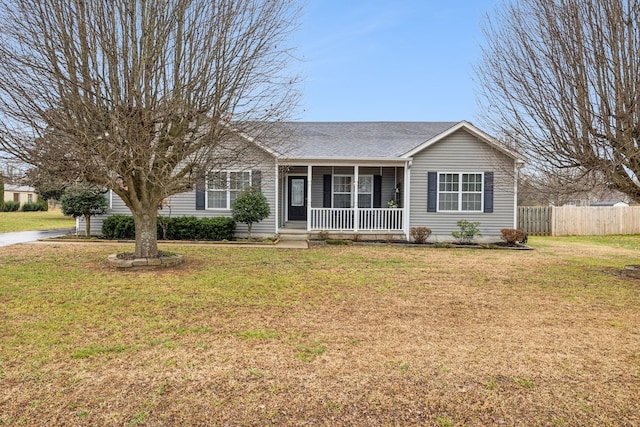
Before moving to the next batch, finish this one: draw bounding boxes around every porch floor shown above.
[282,221,307,230]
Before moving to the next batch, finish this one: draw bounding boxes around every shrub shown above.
[102,215,136,239]
[410,226,432,244]
[21,200,48,211]
[163,216,200,240]
[231,187,270,239]
[60,183,108,236]
[501,228,526,245]
[196,217,235,241]
[164,216,235,241]
[102,215,236,241]
[316,230,329,241]
[451,219,482,244]
[2,201,20,212]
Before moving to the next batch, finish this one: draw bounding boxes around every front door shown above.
[287,176,307,221]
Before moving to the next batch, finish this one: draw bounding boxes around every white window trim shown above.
[437,172,484,213]
[205,170,252,210]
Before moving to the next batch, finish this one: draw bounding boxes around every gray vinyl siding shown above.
[409,129,516,240]
[80,147,278,237]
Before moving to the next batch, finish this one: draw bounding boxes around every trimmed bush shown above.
[102,215,236,241]
[500,228,526,245]
[410,226,432,244]
[102,215,136,239]
[195,217,236,241]
[2,201,20,212]
[21,200,48,211]
[231,187,270,239]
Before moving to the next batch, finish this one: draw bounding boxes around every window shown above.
[438,173,483,212]
[27,194,33,203]
[206,171,251,209]
[357,176,373,208]
[333,175,352,208]
[331,175,374,208]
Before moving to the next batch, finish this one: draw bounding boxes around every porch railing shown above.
[309,208,404,231]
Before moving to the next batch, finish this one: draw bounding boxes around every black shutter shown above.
[427,172,437,212]
[484,172,494,213]
[195,174,206,210]
[252,170,262,192]
[373,175,382,208]
[323,174,332,208]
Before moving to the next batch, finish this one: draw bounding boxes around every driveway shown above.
[0,228,75,247]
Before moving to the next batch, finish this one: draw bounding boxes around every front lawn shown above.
[0,237,638,425]
[0,209,75,233]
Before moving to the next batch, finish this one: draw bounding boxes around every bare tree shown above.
[518,168,627,206]
[0,0,300,257]
[476,0,640,201]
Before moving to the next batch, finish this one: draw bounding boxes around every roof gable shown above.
[401,121,519,160]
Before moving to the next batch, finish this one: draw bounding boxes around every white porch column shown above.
[403,160,411,238]
[307,165,312,231]
[354,165,359,232]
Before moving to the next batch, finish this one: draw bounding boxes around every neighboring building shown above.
[590,200,630,207]
[3,184,38,205]
[82,121,523,241]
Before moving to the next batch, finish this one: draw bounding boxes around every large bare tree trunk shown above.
[132,207,158,258]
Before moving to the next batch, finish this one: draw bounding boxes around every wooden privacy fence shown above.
[518,206,640,236]
[518,206,552,235]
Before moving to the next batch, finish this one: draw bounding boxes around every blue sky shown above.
[293,0,501,122]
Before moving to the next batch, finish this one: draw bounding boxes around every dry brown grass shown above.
[0,237,639,426]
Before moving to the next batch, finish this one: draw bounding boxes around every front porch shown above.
[277,162,410,237]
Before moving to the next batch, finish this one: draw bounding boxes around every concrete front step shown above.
[278,232,309,241]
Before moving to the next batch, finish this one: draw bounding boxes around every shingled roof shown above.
[277,122,459,159]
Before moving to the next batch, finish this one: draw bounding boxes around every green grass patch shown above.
[0,210,75,232]
[295,341,326,362]
[71,344,130,359]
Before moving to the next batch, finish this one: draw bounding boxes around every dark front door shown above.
[288,176,307,221]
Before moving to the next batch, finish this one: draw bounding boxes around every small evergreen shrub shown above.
[410,226,432,244]
[21,200,48,211]
[500,228,526,245]
[2,201,20,212]
[102,215,136,239]
[231,187,270,239]
[451,220,482,244]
